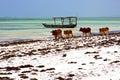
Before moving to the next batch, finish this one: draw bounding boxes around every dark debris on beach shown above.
[0,77,14,80]
[0,33,120,80]
[0,32,120,47]
[0,33,120,60]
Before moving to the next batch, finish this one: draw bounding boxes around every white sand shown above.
[0,34,120,80]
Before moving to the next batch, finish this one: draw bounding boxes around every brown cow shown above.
[99,27,109,35]
[51,29,62,40]
[79,27,91,36]
[64,30,73,38]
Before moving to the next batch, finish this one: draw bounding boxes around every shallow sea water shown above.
[0,17,120,42]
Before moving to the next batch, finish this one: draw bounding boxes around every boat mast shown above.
[61,17,64,25]
[75,17,77,25]
[54,18,56,25]
[69,17,72,24]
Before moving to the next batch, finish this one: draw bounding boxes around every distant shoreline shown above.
[0,17,120,22]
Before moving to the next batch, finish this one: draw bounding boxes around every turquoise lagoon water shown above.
[0,17,120,42]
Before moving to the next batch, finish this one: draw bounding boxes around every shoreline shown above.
[0,30,120,44]
[0,30,120,46]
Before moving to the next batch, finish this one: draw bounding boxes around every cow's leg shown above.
[71,33,73,38]
[55,35,57,40]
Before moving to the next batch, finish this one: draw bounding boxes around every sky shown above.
[0,0,120,17]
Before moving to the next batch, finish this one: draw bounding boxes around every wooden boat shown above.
[42,16,77,28]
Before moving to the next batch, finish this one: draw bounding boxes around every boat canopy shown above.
[53,16,77,25]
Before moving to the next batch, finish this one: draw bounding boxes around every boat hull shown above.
[42,23,77,28]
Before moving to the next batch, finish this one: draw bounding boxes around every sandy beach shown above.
[0,33,120,80]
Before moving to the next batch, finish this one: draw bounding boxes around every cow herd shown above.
[51,27,109,40]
